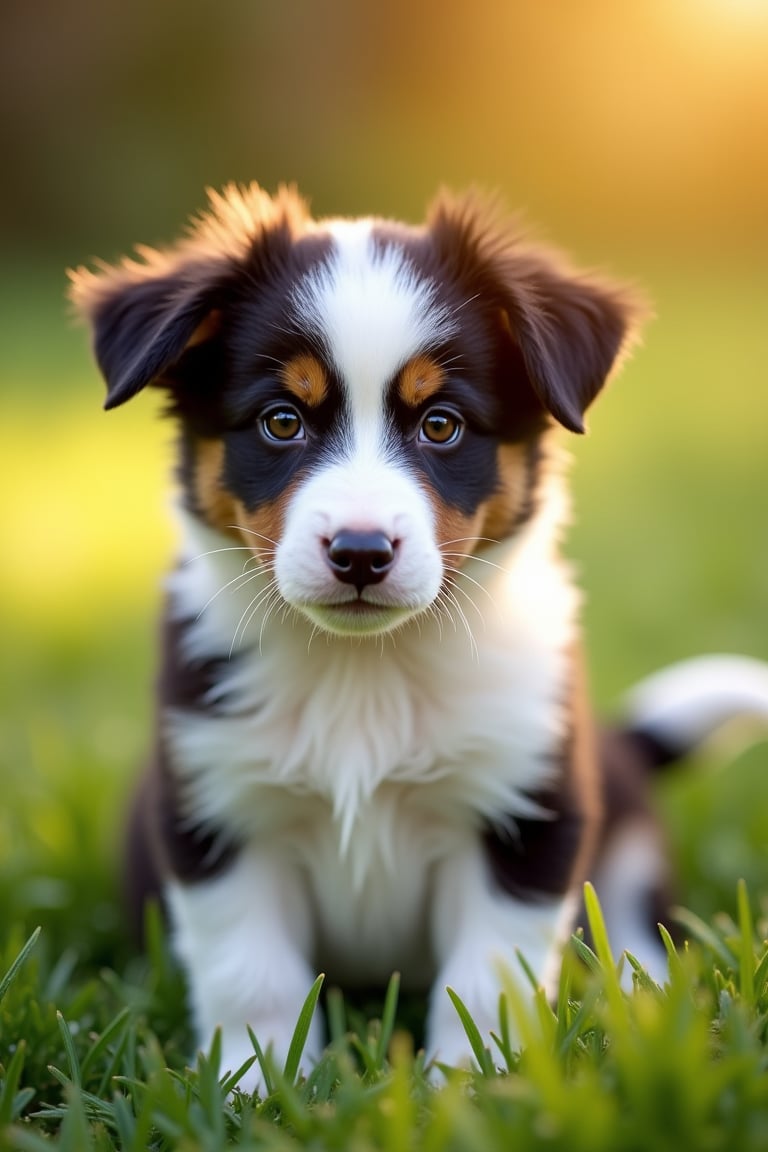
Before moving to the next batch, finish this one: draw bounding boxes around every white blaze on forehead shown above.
[291,219,457,435]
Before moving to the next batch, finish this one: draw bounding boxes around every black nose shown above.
[326,530,396,592]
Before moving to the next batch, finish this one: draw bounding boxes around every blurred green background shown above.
[1,0,767,957]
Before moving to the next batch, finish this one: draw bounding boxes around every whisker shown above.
[443,577,481,634]
[442,565,500,614]
[439,549,513,579]
[257,585,286,653]
[441,588,479,662]
[444,580,494,637]
[193,549,277,619]
[443,572,485,609]
[183,545,254,566]
[424,601,445,642]
[195,567,265,622]
[227,525,280,549]
[433,592,458,634]
[252,352,289,370]
[186,532,279,625]
[230,578,282,657]
[452,291,482,314]
[439,534,500,547]
[432,352,465,375]
[306,623,322,653]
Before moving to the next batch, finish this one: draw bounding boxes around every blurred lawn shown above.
[1,259,766,961]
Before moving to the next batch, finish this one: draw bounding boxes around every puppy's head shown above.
[71,184,641,637]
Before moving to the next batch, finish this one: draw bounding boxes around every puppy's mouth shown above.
[297,596,422,638]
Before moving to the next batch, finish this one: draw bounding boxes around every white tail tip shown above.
[624,654,768,752]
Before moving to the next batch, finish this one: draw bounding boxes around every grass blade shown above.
[490,991,516,1070]
[753,948,768,998]
[247,1025,275,1097]
[219,1054,258,1097]
[623,951,663,993]
[56,1012,82,1088]
[673,906,736,968]
[515,948,540,992]
[0,928,41,1005]
[583,882,616,971]
[570,932,602,976]
[445,987,496,1076]
[0,1039,28,1126]
[736,878,755,1004]
[374,971,401,1068]
[282,973,325,1085]
[79,1005,132,1084]
[582,882,627,1020]
[657,922,684,983]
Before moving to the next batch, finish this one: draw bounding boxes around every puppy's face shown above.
[71,186,639,637]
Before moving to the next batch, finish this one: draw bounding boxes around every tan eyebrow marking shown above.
[398,355,446,407]
[280,354,328,407]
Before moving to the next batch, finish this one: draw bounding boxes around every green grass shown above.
[3,890,768,1150]
[1,261,768,1148]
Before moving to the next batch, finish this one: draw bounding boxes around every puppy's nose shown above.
[326,530,396,593]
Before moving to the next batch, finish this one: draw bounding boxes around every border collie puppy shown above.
[70,185,768,1088]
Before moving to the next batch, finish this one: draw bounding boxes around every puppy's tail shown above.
[620,654,768,769]
[591,654,768,984]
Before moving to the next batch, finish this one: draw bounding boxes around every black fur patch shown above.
[124,611,246,938]
[481,662,597,904]
[220,372,346,513]
[385,369,501,516]
[482,772,588,905]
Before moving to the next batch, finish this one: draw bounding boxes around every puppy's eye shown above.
[419,408,464,446]
[261,406,305,442]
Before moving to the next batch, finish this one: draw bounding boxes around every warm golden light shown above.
[669,0,768,52]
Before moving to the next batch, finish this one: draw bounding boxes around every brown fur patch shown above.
[431,502,486,567]
[478,443,532,543]
[193,439,291,563]
[194,440,238,537]
[429,440,544,570]
[233,494,292,565]
[280,355,328,408]
[398,355,445,408]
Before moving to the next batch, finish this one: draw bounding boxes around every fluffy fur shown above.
[70,185,768,1089]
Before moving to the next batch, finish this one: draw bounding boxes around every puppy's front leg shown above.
[165,846,321,1094]
[426,841,579,1072]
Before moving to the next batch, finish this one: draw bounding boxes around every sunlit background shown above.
[1,0,767,947]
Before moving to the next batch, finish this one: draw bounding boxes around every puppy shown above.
[69,184,766,1087]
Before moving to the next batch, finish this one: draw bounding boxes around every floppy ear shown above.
[498,258,641,434]
[428,193,644,433]
[69,182,313,411]
[68,256,229,410]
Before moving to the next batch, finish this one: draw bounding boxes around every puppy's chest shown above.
[166,623,568,859]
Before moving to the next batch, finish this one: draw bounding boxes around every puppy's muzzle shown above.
[325,530,397,594]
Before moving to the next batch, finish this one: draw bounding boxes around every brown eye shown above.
[262,406,305,441]
[419,408,463,446]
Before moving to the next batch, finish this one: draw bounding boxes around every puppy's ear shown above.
[69,182,311,411]
[428,193,645,433]
[68,255,228,410]
[497,258,642,434]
